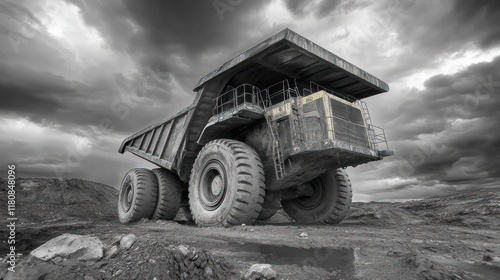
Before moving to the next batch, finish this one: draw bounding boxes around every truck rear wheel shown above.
[282,169,352,224]
[189,139,265,227]
[151,168,182,220]
[118,168,158,224]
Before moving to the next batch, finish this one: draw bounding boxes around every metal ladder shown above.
[265,113,285,180]
[359,100,378,150]
[290,99,305,148]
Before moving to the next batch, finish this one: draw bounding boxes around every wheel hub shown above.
[199,160,227,211]
[211,175,223,196]
[293,178,324,210]
[121,183,133,212]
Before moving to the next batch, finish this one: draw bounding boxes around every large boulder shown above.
[30,234,104,261]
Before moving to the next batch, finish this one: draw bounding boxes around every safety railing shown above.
[212,84,262,115]
[260,80,301,108]
[212,80,304,115]
[367,124,389,151]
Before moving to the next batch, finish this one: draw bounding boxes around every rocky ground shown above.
[1,178,500,279]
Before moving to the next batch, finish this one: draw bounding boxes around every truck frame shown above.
[117,29,392,226]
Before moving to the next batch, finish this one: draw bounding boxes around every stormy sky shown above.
[1,0,499,201]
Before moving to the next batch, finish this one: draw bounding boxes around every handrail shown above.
[262,80,301,107]
[212,84,262,115]
[214,79,305,113]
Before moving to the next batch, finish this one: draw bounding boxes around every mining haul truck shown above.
[117,29,392,227]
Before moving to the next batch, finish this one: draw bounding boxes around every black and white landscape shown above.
[1,1,500,279]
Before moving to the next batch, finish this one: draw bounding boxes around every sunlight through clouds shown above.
[36,0,137,82]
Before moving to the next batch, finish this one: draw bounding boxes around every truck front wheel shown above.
[118,168,159,224]
[189,139,265,227]
[281,169,352,224]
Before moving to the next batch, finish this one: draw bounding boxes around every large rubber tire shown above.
[189,139,265,227]
[151,168,182,220]
[257,208,279,220]
[118,168,158,224]
[282,169,352,224]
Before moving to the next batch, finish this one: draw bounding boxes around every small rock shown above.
[243,264,276,280]
[120,234,138,250]
[84,275,96,280]
[483,254,493,262]
[299,232,309,238]
[482,254,500,264]
[105,245,120,259]
[111,235,124,245]
[250,229,255,232]
[178,245,190,256]
[204,266,214,278]
[30,234,104,261]
[97,261,108,268]
[241,224,246,227]
[387,250,403,257]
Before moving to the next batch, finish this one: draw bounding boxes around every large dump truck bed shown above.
[119,29,389,182]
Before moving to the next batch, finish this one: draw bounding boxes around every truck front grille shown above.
[330,98,369,147]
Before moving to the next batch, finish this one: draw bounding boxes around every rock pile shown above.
[7,234,234,280]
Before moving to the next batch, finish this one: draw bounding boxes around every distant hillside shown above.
[401,191,500,225]
[345,191,500,228]
[0,178,118,224]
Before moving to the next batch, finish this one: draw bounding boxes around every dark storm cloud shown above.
[0,61,186,135]
[70,0,270,91]
[380,0,500,82]
[282,0,308,16]
[451,0,500,48]
[0,0,275,137]
[316,0,342,17]
[0,0,273,133]
[282,0,342,17]
[371,56,500,195]
[403,0,500,51]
